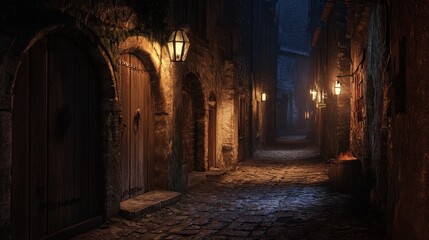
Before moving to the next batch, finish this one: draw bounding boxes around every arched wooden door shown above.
[182,89,197,172]
[208,97,217,169]
[238,97,246,162]
[12,35,103,239]
[119,53,154,200]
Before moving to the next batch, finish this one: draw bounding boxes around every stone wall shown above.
[348,0,387,210]
[388,0,429,238]
[252,0,279,147]
[0,2,177,237]
[0,0,255,237]
[311,0,351,160]
[348,0,429,238]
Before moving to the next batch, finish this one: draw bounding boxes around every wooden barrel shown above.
[329,158,361,193]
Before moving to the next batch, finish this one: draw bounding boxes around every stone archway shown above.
[182,73,206,172]
[0,13,118,239]
[118,36,169,190]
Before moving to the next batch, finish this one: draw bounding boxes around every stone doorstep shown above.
[119,190,182,218]
[206,169,227,177]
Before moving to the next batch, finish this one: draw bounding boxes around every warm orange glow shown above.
[337,151,357,160]
[334,80,341,95]
[310,89,317,101]
[261,92,267,102]
[167,29,190,62]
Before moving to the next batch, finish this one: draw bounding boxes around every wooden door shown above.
[12,35,103,239]
[120,54,154,200]
[182,90,197,172]
[238,97,246,162]
[208,103,217,169]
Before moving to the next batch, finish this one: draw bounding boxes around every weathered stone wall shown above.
[252,0,279,148]
[387,0,429,238]
[0,0,177,237]
[314,0,351,160]
[321,16,339,158]
[0,0,255,237]
[182,0,254,169]
[349,0,429,238]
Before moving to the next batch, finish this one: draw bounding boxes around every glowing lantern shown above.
[261,92,267,102]
[310,89,317,101]
[167,29,190,62]
[334,80,341,95]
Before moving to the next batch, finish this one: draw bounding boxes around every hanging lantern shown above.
[334,80,341,95]
[167,29,190,62]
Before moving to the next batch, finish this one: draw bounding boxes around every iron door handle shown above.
[134,108,141,125]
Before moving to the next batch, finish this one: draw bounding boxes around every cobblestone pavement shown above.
[75,141,385,239]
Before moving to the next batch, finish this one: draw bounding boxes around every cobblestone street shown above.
[75,140,385,239]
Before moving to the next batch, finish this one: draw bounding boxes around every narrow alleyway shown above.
[75,138,384,240]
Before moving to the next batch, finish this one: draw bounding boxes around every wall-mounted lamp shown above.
[167,29,190,62]
[261,92,267,102]
[309,89,317,101]
[334,80,341,95]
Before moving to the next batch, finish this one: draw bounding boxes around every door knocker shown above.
[134,108,141,131]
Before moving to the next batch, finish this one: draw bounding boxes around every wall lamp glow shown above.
[261,92,267,102]
[167,29,190,62]
[334,80,341,95]
[309,89,317,101]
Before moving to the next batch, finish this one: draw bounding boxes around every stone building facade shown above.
[310,0,351,159]
[0,0,264,238]
[311,0,429,238]
[251,0,279,147]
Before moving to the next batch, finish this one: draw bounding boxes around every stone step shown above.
[206,169,227,177]
[119,190,181,218]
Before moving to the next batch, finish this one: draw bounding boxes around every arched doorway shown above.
[11,35,103,239]
[208,91,217,169]
[119,53,155,200]
[182,74,205,172]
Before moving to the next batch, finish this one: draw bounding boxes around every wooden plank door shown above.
[12,35,103,239]
[120,54,154,200]
[208,103,217,169]
[182,90,197,172]
[238,97,246,162]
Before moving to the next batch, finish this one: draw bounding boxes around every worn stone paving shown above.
[75,140,385,239]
